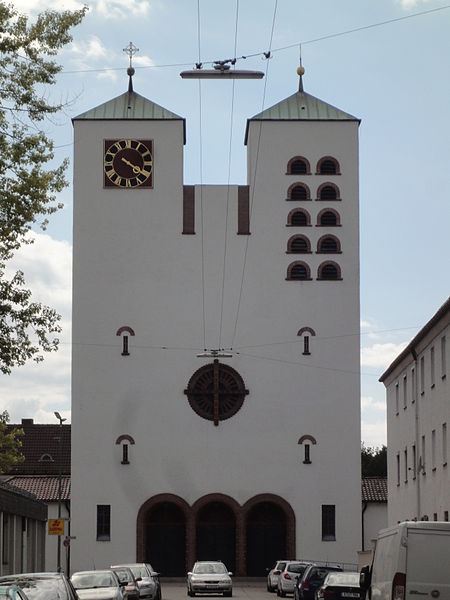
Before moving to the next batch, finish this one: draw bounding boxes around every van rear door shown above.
[406,527,450,600]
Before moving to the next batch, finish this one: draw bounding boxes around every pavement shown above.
[161,580,269,600]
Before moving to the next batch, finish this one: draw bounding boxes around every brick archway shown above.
[137,493,295,576]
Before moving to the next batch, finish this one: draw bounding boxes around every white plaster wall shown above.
[362,502,387,551]
[385,316,449,525]
[71,112,361,571]
[45,502,70,573]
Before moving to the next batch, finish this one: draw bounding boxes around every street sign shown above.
[48,518,65,535]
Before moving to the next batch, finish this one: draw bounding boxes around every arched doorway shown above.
[246,502,287,576]
[145,502,186,576]
[196,502,236,572]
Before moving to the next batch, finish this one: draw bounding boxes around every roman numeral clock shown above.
[104,139,153,188]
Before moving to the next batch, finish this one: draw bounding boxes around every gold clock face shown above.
[104,139,153,188]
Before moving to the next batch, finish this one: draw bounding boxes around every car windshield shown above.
[288,564,307,574]
[130,566,148,579]
[325,573,359,586]
[0,577,67,600]
[114,569,132,583]
[193,563,227,575]
[72,572,116,589]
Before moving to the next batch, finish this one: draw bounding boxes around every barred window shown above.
[322,505,336,541]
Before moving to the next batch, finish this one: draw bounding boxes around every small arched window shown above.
[318,209,340,227]
[288,209,310,227]
[116,326,135,356]
[317,156,340,175]
[287,156,311,175]
[38,453,54,463]
[317,235,341,254]
[288,183,310,201]
[318,183,340,201]
[115,434,135,465]
[317,261,342,281]
[287,235,311,254]
[298,434,317,464]
[287,262,311,281]
[297,326,316,356]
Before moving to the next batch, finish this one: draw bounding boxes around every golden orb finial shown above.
[297,66,305,77]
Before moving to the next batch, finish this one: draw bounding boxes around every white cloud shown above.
[71,36,108,62]
[361,419,387,448]
[397,0,432,7]
[134,55,155,68]
[0,233,72,424]
[94,0,152,20]
[361,341,408,369]
[361,395,385,412]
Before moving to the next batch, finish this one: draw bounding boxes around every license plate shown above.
[342,593,359,598]
[206,585,219,589]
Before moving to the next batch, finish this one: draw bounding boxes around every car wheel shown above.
[224,592,232,598]
[280,590,286,598]
[277,589,281,597]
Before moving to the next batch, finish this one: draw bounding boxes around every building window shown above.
[298,434,317,463]
[38,453,54,462]
[432,429,436,470]
[288,183,310,201]
[287,156,311,175]
[287,208,311,227]
[287,262,312,281]
[317,209,340,227]
[420,356,425,394]
[412,444,417,479]
[317,235,341,254]
[2,514,8,565]
[443,423,447,466]
[317,183,340,201]
[395,383,399,414]
[421,435,426,475]
[431,347,435,388]
[317,261,342,281]
[322,505,336,541]
[316,156,340,175]
[411,367,416,403]
[441,336,447,378]
[403,376,407,409]
[396,453,400,485]
[445,511,449,522]
[116,326,135,356]
[115,434,135,465]
[96,505,111,541]
[404,448,408,483]
[287,235,311,254]
[297,327,316,356]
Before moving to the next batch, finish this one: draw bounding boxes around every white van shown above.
[361,521,450,600]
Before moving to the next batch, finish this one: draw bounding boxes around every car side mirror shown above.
[136,577,142,582]
[228,572,233,576]
[187,572,192,576]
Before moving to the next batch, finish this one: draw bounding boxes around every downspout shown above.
[411,348,421,519]
[361,501,368,552]
[64,501,71,575]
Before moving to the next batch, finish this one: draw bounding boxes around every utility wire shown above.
[230,0,278,349]
[218,0,240,349]
[55,5,450,75]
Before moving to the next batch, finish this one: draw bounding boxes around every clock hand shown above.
[121,156,143,174]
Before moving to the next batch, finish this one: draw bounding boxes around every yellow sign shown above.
[48,518,64,535]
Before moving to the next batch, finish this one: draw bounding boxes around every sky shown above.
[1,0,449,446]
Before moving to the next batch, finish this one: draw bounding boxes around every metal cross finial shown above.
[123,42,139,68]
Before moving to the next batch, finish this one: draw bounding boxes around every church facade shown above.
[71,72,361,575]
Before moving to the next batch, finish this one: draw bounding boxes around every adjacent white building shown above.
[71,70,362,575]
[380,297,450,525]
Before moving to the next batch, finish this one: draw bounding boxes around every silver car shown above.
[111,564,160,600]
[267,561,288,592]
[187,561,233,597]
[71,570,124,600]
[277,562,311,597]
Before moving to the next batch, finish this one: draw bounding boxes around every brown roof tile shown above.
[4,475,71,501]
[362,476,387,502]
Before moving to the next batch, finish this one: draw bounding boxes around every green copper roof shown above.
[73,89,186,142]
[244,88,359,144]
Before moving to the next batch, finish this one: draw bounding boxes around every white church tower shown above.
[71,64,361,575]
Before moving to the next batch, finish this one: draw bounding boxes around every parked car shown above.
[360,521,450,600]
[187,561,233,597]
[0,573,78,600]
[0,585,30,599]
[277,562,311,597]
[316,572,361,600]
[295,565,343,600]
[267,561,288,593]
[111,564,160,600]
[71,569,124,600]
[110,567,140,600]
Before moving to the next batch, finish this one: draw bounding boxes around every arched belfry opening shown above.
[195,501,236,572]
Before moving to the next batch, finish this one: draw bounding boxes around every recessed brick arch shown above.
[243,494,296,571]
[136,493,191,567]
